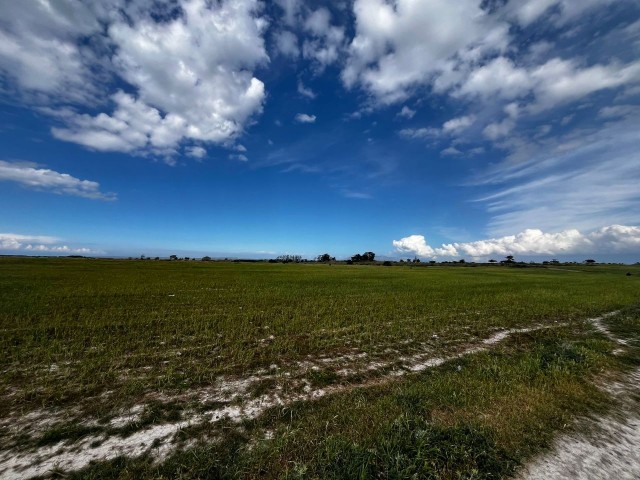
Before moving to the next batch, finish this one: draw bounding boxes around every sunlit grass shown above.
[1,257,639,478]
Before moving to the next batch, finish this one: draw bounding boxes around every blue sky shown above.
[1,0,639,261]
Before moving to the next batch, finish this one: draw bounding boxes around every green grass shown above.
[1,257,640,478]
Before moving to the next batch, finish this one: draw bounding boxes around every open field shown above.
[1,258,640,478]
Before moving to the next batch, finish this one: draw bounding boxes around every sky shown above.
[0,0,639,262]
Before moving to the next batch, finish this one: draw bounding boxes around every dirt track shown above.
[519,368,640,480]
[1,312,638,479]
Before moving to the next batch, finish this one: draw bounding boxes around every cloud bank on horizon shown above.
[0,0,638,257]
[0,233,102,255]
[393,225,640,259]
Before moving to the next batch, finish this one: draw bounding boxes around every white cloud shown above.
[342,0,510,104]
[0,160,115,200]
[457,56,640,112]
[508,0,559,27]
[297,81,316,99]
[441,146,462,156]
[442,115,475,134]
[399,127,440,139]
[392,235,458,258]
[275,0,303,26]
[507,0,619,27]
[343,191,373,200]
[475,118,640,236]
[2,0,269,156]
[454,228,588,257]
[229,154,248,162]
[274,30,300,58]
[397,106,416,119]
[393,225,640,259]
[305,8,332,36]
[530,58,640,111]
[483,119,515,140]
[560,114,575,125]
[598,104,638,119]
[302,8,345,70]
[0,1,104,103]
[185,146,207,159]
[295,113,316,123]
[588,225,640,252]
[0,233,102,255]
[457,57,532,100]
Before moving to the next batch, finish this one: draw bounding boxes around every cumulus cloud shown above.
[295,113,317,123]
[185,146,206,159]
[0,233,102,255]
[442,115,475,134]
[0,160,115,200]
[441,146,462,156]
[456,56,640,112]
[0,1,104,103]
[342,0,640,152]
[457,57,532,100]
[342,0,510,104]
[392,235,458,258]
[393,225,640,259]
[1,0,269,156]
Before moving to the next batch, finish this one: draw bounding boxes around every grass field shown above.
[1,258,640,478]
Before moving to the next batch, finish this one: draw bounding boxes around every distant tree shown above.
[429,260,436,264]
[154,257,160,261]
[202,256,212,261]
[316,253,335,262]
[505,255,514,263]
[459,259,466,264]
[413,257,421,263]
[276,254,303,263]
[350,252,376,262]
[584,259,596,264]
[169,255,178,261]
[383,261,392,266]
[488,259,497,263]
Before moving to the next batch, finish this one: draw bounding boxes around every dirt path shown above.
[518,368,640,480]
[0,312,630,479]
[518,313,640,480]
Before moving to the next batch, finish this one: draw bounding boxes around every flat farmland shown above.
[1,258,639,479]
